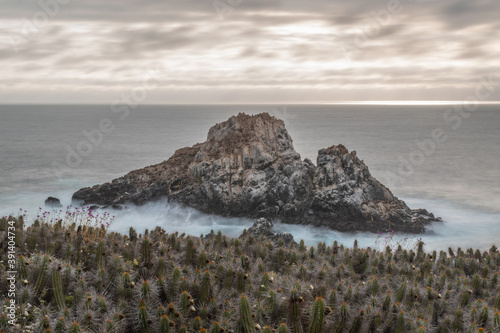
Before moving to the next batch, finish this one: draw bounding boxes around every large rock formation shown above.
[73,113,439,233]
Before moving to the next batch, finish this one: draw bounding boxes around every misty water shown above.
[1,104,499,251]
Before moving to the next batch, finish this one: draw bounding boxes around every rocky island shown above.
[73,113,439,233]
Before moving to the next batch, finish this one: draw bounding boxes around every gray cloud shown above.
[0,0,498,103]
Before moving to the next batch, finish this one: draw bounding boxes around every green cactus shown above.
[236,294,255,333]
[493,311,500,330]
[394,311,405,333]
[278,323,289,333]
[237,270,247,293]
[159,314,170,333]
[348,310,364,333]
[478,306,489,328]
[452,308,464,332]
[51,268,65,310]
[180,291,192,315]
[129,227,138,242]
[68,322,82,333]
[142,237,152,267]
[288,288,304,333]
[55,316,67,333]
[200,270,212,304]
[198,251,208,269]
[141,280,152,300]
[395,281,406,302]
[96,241,105,270]
[34,255,49,296]
[139,305,150,333]
[171,266,181,296]
[186,238,195,266]
[308,297,325,333]
[193,316,202,331]
[263,326,273,333]
[18,255,28,280]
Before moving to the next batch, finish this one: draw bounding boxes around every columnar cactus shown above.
[139,305,150,333]
[68,322,82,333]
[35,255,49,296]
[186,238,195,266]
[142,237,152,267]
[236,294,255,333]
[288,288,304,333]
[51,268,65,310]
[200,270,212,304]
[96,241,105,270]
[349,310,364,333]
[308,297,325,333]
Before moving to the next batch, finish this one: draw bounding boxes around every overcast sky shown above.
[1,0,499,103]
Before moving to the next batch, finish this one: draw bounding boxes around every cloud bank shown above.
[1,0,499,103]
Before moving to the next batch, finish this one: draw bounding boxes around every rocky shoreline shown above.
[72,112,440,233]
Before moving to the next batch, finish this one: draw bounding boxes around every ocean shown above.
[1,104,499,251]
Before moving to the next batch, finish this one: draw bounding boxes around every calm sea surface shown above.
[1,104,499,250]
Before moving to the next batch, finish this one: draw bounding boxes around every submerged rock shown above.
[45,196,62,208]
[243,218,295,244]
[73,112,440,233]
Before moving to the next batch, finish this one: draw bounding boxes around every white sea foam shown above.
[106,197,500,251]
[2,190,498,252]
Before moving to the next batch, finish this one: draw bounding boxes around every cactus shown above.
[68,322,82,333]
[237,270,247,293]
[263,326,273,333]
[158,314,171,333]
[278,323,289,333]
[308,297,325,333]
[210,321,223,333]
[200,270,212,304]
[51,268,65,310]
[139,305,150,333]
[171,266,181,296]
[395,281,406,302]
[394,311,405,333]
[18,255,28,280]
[35,255,49,296]
[55,316,66,333]
[186,238,195,266]
[198,251,208,269]
[452,308,464,332]
[494,311,500,330]
[129,227,138,242]
[180,291,192,315]
[478,306,489,328]
[348,311,364,333]
[369,313,382,332]
[142,237,152,267]
[193,316,202,331]
[288,288,304,333]
[236,294,255,333]
[141,280,152,300]
[96,241,105,270]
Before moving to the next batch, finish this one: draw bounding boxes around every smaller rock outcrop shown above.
[45,196,62,208]
[243,218,295,244]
